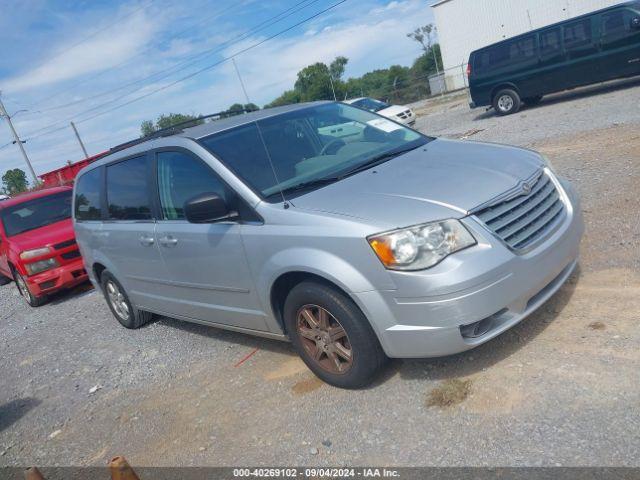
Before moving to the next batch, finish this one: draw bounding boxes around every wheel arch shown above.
[270,271,358,335]
[491,83,521,102]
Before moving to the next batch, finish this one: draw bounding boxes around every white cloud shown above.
[2,9,160,93]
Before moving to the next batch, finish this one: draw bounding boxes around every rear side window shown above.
[475,34,536,73]
[564,19,592,50]
[540,28,562,57]
[157,151,232,220]
[106,156,152,221]
[75,168,102,221]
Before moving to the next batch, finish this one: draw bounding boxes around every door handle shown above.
[159,235,178,247]
[139,235,155,246]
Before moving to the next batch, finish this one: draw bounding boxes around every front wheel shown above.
[284,281,388,389]
[14,271,47,307]
[493,88,521,115]
[0,273,11,286]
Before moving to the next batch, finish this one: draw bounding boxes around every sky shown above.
[0,0,434,178]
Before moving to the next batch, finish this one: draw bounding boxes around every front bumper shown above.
[25,258,88,297]
[353,177,584,358]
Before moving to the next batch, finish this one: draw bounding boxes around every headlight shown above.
[20,247,52,260]
[368,219,476,271]
[25,258,59,275]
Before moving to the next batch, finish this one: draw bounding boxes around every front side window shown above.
[75,168,102,221]
[199,103,428,201]
[106,156,152,220]
[564,19,592,50]
[157,151,231,220]
[1,191,72,237]
[601,9,634,40]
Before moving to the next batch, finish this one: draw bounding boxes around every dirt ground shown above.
[1,80,639,468]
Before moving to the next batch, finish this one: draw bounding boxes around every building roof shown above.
[0,186,71,210]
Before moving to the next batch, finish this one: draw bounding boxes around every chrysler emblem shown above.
[521,182,532,195]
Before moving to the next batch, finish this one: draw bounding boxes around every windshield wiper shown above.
[275,176,342,197]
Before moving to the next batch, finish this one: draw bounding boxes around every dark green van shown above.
[468,1,640,115]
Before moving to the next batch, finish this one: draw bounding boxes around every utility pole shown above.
[0,92,38,184]
[70,121,89,159]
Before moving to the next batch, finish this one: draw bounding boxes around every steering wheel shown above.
[319,138,346,156]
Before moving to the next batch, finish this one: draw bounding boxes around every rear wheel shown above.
[493,88,521,115]
[100,271,153,329]
[284,281,387,389]
[523,95,543,106]
[14,270,47,307]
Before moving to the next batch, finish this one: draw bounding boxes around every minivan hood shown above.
[290,138,543,229]
[8,218,75,253]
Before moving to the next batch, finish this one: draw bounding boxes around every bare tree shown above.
[407,24,436,53]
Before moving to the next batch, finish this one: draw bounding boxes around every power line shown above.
[24,0,250,112]
[24,0,326,139]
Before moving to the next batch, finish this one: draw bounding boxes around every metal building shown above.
[431,0,624,90]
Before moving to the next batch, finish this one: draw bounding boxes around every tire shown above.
[0,274,11,286]
[284,281,388,389]
[523,95,543,106]
[100,271,153,329]
[13,270,47,307]
[492,88,521,115]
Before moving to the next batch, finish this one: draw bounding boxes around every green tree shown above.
[295,62,336,101]
[2,168,28,195]
[140,113,203,137]
[223,103,260,118]
[329,56,348,81]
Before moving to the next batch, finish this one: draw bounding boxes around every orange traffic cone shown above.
[24,467,46,480]
[109,456,140,480]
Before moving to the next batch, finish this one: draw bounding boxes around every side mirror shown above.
[184,193,238,224]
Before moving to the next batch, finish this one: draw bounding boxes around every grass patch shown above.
[588,321,606,331]
[426,379,472,408]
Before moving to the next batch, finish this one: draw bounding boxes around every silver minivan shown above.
[73,101,583,388]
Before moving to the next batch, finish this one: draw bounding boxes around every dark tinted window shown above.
[1,191,72,237]
[200,123,278,194]
[106,156,152,220]
[564,19,592,50]
[540,28,562,56]
[601,9,634,39]
[75,168,102,221]
[157,151,231,220]
[476,34,536,73]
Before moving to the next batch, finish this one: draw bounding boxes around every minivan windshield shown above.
[199,102,428,201]
[1,191,72,237]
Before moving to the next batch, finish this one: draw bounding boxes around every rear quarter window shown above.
[106,156,152,221]
[75,168,102,221]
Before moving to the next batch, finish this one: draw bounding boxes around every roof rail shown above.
[108,107,257,155]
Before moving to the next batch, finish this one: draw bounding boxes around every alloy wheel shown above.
[497,94,514,112]
[296,304,353,374]
[106,281,130,321]
[15,273,31,302]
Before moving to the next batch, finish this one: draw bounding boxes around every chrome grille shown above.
[474,172,565,251]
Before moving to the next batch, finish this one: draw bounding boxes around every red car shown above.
[0,186,88,306]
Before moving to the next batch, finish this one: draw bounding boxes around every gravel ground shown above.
[1,79,639,468]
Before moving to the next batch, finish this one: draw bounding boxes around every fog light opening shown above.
[460,317,494,339]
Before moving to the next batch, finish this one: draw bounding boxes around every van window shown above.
[476,34,536,73]
[540,28,562,57]
[200,123,278,194]
[601,9,633,40]
[106,156,152,221]
[75,168,102,221]
[157,151,231,220]
[564,19,592,50]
